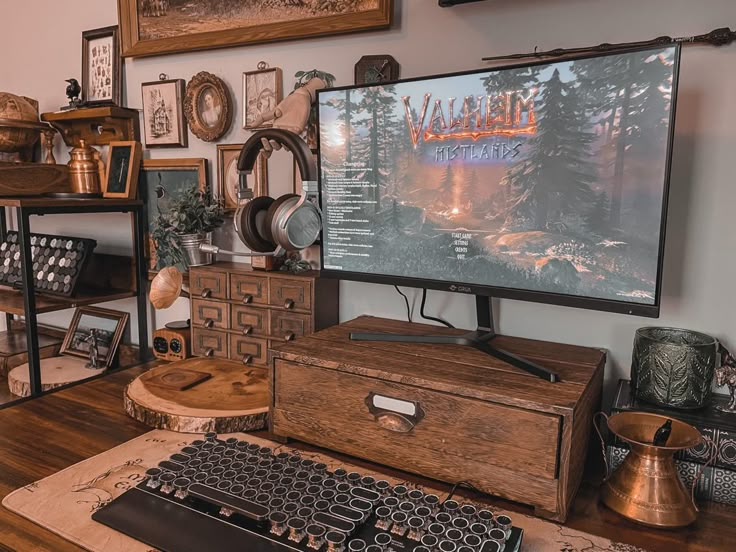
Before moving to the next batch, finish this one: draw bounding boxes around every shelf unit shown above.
[0,197,149,397]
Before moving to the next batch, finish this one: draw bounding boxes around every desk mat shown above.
[2,430,645,552]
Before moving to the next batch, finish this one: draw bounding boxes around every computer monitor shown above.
[317,45,680,381]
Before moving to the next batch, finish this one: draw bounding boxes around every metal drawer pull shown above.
[242,325,253,336]
[204,348,215,357]
[201,288,212,298]
[203,318,214,328]
[242,354,253,365]
[284,332,296,342]
[284,299,295,309]
[242,294,253,304]
[365,392,424,433]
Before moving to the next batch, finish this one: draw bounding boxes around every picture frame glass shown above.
[60,307,129,368]
[244,69,281,129]
[198,85,223,129]
[142,81,185,146]
[107,145,132,194]
[85,35,114,102]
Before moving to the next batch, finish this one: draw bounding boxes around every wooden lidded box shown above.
[270,316,605,522]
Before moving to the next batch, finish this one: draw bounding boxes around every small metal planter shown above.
[631,327,719,409]
[177,232,212,267]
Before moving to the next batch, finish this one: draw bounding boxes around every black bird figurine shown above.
[652,419,673,446]
[61,78,83,110]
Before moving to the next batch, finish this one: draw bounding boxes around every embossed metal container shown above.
[631,327,718,409]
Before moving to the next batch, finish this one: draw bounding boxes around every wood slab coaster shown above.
[8,355,98,397]
[123,358,269,433]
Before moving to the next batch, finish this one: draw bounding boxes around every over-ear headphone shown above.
[233,129,321,256]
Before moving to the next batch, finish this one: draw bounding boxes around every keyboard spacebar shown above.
[188,483,269,520]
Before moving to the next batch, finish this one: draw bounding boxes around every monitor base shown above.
[349,295,560,383]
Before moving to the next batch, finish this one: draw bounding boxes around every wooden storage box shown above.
[270,316,605,522]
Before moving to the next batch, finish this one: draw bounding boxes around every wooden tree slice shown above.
[124,358,269,433]
[8,355,99,397]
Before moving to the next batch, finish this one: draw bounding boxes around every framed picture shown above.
[243,66,282,129]
[60,306,129,368]
[217,145,268,212]
[138,158,207,271]
[184,71,232,142]
[104,141,142,198]
[82,25,121,106]
[141,78,188,148]
[117,0,393,58]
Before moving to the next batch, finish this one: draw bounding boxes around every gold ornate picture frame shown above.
[183,72,232,142]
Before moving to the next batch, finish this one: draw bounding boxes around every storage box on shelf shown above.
[189,261,338,366]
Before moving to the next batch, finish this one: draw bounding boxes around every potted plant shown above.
[151,183,224,270]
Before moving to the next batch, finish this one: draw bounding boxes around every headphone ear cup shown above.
[234,195,276,253]
[264,193,300,245]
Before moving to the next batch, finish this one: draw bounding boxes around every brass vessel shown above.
[67,139,104,195]
[601,411,703,528]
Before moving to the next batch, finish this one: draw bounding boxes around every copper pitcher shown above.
[67,139,105,195]
[601,411,704,528]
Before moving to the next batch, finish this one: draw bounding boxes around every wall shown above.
[1,0,735,396]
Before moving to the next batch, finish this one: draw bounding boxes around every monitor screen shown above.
[317,45,680,317]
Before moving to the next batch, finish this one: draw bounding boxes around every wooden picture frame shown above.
[217,145,269,212]
[141,78,188,148]
[117,0,393,58]
[139,158,208,272]
[103,141,142,198]
[243,66,282,129]
[184,72,232,142]
[60,306,129,368]
[82,25,121,107]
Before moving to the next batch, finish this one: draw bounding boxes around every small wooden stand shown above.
[123,358,269,433]
[8,356,96,397]
[41,107,140,147]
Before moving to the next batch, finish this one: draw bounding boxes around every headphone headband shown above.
[237,129,317,182]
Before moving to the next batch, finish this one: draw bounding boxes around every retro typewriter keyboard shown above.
[93,433,523,552]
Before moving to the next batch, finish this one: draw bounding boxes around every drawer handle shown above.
[204,348,215,357]
[284,332,296,342]
[201,288,212,298]
[242,354,253,365]
[242,325,253,336]
[365,392,424,434]
[284,299,295,310]
[203,318,214,329]
[242,294,253,304]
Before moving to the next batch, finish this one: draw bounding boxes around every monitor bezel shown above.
[316,44,682,319]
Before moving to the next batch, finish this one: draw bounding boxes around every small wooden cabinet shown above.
[189,262,338,366]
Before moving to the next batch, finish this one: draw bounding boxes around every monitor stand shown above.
[349,295,560,383]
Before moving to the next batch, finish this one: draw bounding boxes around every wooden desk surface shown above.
[0,366,732,552]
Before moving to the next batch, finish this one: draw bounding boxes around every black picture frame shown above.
[81,25,122,107]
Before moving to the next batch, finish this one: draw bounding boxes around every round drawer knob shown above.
[284,299,295,310]
[201,288,212,298]
[284,332,296,342]
[242,354,253,365]
[242,294,253,304]
[242,325,253,336]
[204,348,215,357]
[203,318,214,329]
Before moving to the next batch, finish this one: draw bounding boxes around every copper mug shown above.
[67,139,105,195]
[600,411,710,528]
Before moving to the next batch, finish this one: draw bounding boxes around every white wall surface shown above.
[1,0,735,397]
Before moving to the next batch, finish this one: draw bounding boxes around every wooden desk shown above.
[0,366,732,552]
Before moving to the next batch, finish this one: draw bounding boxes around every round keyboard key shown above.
[217,480,232,491]
[374,532,392,546]
[333,468,347,480]
[408,489,424,502]
[314,499,330,512]
[464,534,482,548]
[421,534,439,548]
[439,540,457,552]
[230,484,245,495]
[269,497,285,510]
[460,504,476,518]
[446,528,463,542]
[326,531,346,546]
[470,522,487,536]
[348,539,366,551]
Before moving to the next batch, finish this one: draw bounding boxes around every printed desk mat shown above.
[2,430,645,552]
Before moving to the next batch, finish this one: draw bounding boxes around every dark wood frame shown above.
[117,0,393,58]
[242,66,283,129]
[103,141,142,199]
[81,25,121,107]
[139,158,208,272]
[184,72,232,142]
[354,54,400,84]
[59,306,129,368]
[140,78,188,148]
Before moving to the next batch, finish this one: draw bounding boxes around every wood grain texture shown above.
[123,359,268,433]
[8,356,96,397]
[0,365,732,551]
[0,163,70,195]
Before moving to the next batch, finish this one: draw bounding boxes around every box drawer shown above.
[190,270,227,300]
[231,305,269,337]
[270,278,311,311]
[230,335,269,366]
[270,311,312,342]
[230,273,268,305]
[191,328,228,358]
[273,360,561,500]
[192,299,230,330]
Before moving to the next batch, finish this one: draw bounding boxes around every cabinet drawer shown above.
[230,335,269,366]
[190,270,227,300]
[273,360,561,484]
[192,299,229,330]
[192,328,228,358]
[230,273,268,305]
[270,279,311,311]
[231,305,269,337]
[270,311,312,342]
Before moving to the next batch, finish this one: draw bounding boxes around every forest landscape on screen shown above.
[318,46,678,309]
